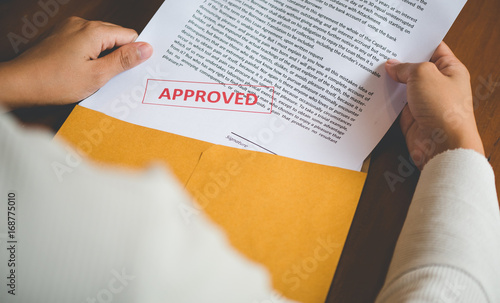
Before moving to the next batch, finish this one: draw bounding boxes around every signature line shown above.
[230,132,277,155]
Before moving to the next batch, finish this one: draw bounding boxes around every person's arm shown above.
[0,16,153,109]
[376,43,500,302]
[0,17,291,303]
[0,111,290,303]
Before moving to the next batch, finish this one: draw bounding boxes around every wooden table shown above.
[1,1,498,302]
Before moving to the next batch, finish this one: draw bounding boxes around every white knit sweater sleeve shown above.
[376,149,500,302]
[0,112,293,302]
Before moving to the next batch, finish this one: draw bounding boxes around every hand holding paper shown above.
[385,42,484,169]
[0,16,152,109]
[80,0,467,171]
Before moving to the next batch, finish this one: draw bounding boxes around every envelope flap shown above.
[185,144,366,302]
[57,106,367,303]
[56,105,212,184]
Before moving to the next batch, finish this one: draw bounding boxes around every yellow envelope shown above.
[57,105,366,303]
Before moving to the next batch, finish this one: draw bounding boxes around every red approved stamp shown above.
[142,79,275,114]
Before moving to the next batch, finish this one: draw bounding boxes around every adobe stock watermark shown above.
[245,116,287,151]
[384,128,446,192]
[252,235,341,303]
[439,278,465,303]
[385,74,500,192]
[251,291,289,303]
[7,0,72,54]
[177,116,287,225]
[51,117,115,182]
[109,65,170,120]
[85,268,135,303]
[51,62,169,182]
[472,74,500,110]
[177,157,243,224]
[281,235,341,292]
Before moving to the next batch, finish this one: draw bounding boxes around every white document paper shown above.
[81,0,467,171]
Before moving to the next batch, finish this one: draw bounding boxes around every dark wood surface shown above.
[1,1,498,302]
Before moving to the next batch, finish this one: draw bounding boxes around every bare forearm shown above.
[0,60,30,109]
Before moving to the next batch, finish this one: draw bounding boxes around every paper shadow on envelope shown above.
[57,105,366,303]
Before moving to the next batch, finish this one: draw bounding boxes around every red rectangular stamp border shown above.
[142,79,275,114]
